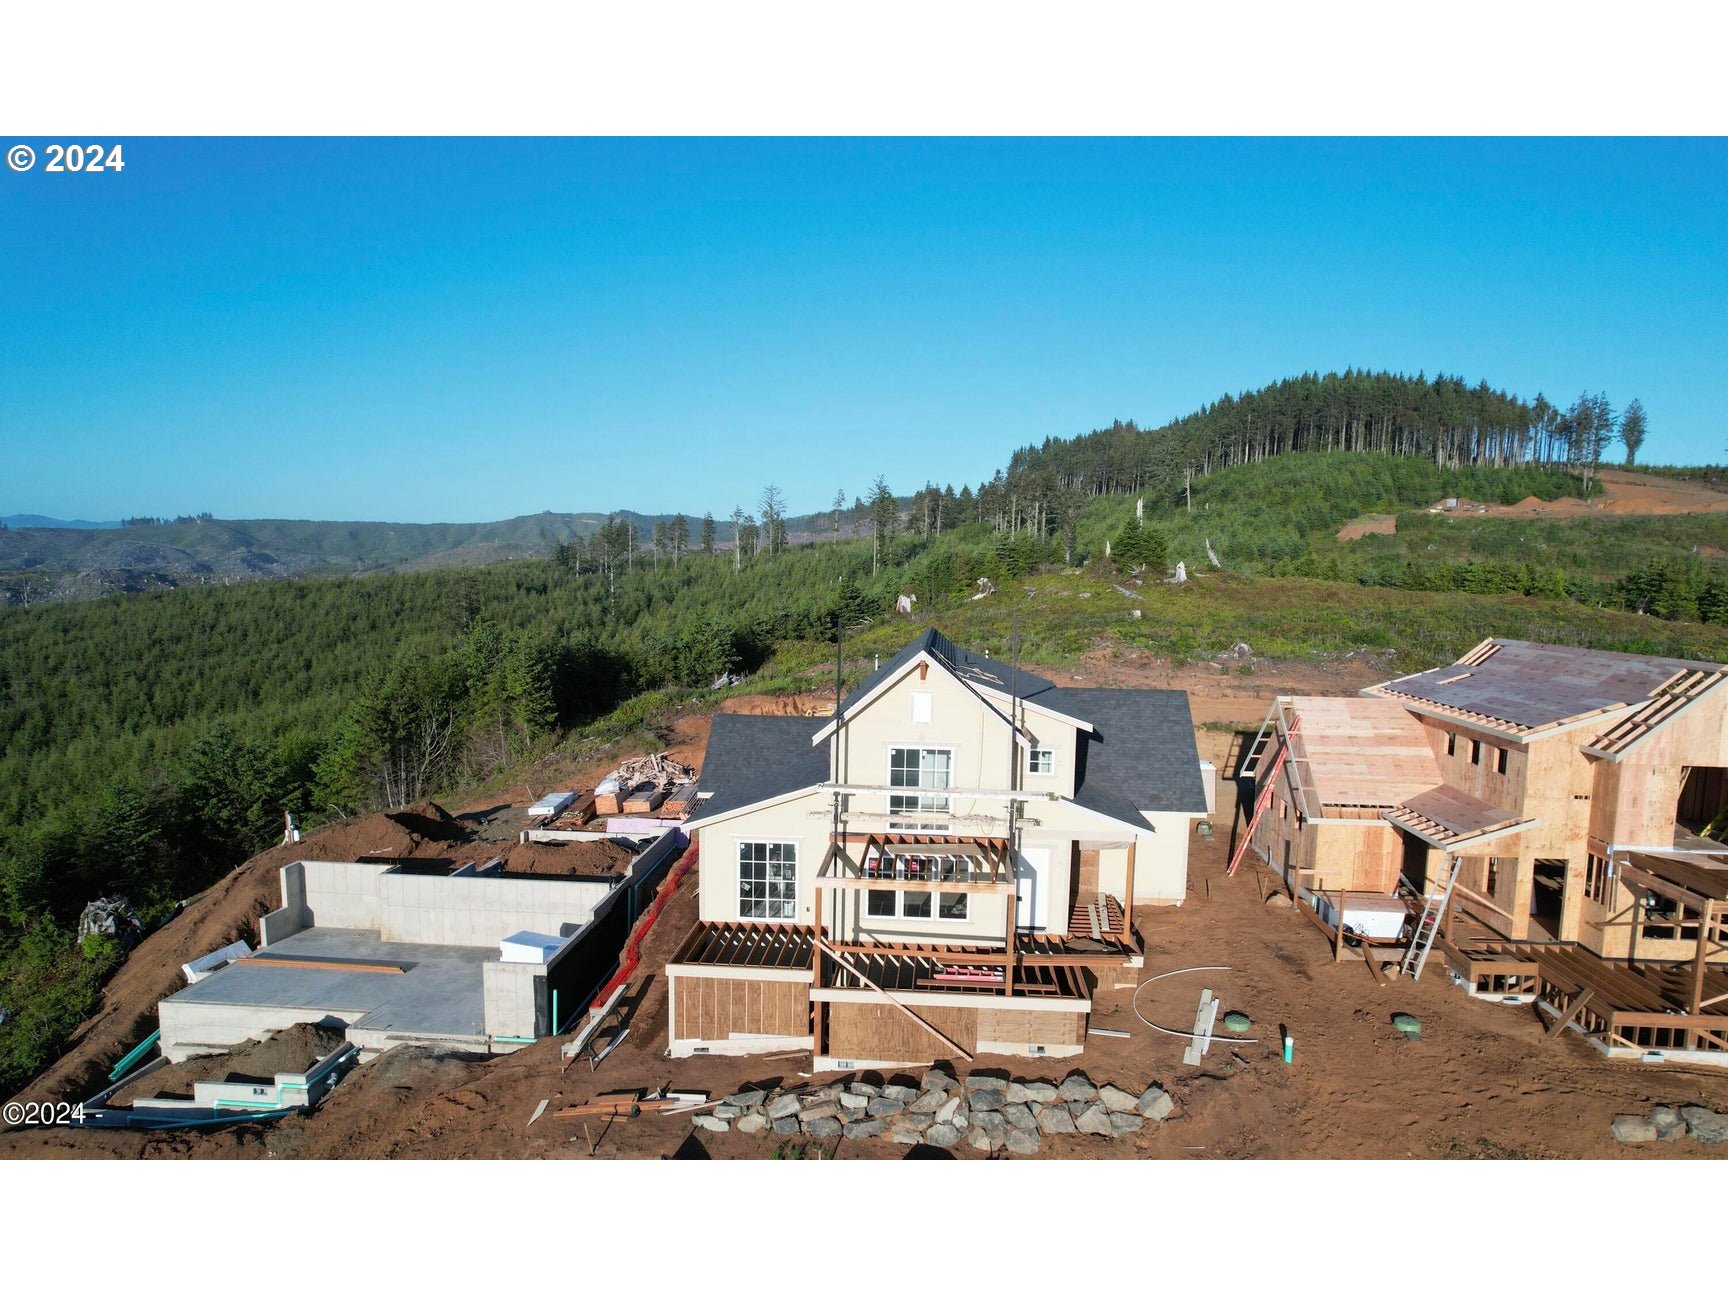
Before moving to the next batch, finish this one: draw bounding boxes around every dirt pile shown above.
[501,839,635,877]
[118,1023,348,1103]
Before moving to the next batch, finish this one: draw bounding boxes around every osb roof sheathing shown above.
[1284,696,1440,811]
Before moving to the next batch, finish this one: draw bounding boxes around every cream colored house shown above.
[666,628,1209,1068]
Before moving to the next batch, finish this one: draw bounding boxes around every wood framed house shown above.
[667,628,1210,1069]
[1242,638,1728,1062]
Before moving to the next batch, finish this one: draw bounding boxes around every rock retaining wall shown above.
[693,1066,1175,1155]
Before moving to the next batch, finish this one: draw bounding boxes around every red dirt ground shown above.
[7,661,1728,1160]
[1337,468,1728,541]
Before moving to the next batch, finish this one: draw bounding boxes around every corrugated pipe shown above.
[578,841,699,1021]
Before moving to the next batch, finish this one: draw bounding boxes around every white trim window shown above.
[1028,746,1054,776]
[865,888,968,922]
[738,841,797,920]
[888,746,952,830]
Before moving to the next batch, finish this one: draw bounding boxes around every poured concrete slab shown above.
[161,927,492,1058]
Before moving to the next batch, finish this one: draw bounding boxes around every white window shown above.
[860,851,969,921]
[888,746,952,829]
[911,691,933,724]
[738,841,797,920]
[1028,746,1054,776]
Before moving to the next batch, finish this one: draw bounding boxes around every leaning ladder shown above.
[1398,855,1461,981]
[1226,713,1299,877]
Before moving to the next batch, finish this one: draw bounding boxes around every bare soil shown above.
[9,660,1728,1160]
[1338,468,1728,541]
[499,839,636,878]
[114,1022,348,1104]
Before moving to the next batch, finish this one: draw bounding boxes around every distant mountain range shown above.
[2,514,123,530]
[0,507,856,605]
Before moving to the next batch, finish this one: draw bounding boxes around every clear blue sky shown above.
[3,138,1723,523]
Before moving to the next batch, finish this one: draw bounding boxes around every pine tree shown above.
[700,512,715,555]
[1619,398,1648,466]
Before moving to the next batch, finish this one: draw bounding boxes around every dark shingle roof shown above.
[1376,639,1728,732]
[843,627,1058,714]
[690,714,828,823]
[1059,687,1208,818]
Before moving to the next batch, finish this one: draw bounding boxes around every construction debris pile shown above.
[690,1068,1176,1156]
[1612,1104,1728,1145]
[532,752,699,834]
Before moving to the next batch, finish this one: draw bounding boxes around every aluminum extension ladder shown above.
[1398,855,1461,981]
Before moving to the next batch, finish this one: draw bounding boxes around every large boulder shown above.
[882,1083,919,1103]
[1098,1084,1140,1113]
[970,1109,1008,1136]
[868,1097,907,1118]
[843,1118,887,1140]
[736,1112,770,1135]
[1075,1102,1116,1137]
[1004,1127,1042,1157]
[1037,1105,1078,1136]
[1008,1081,1057,1104]
[1138,1085,1176,1121]
[800,1101,840,1123]
[839,1091,870,1111]
[1610,1115,1658,1143]
[964,1074,1010,1095]
[692,1114,730,1132]
[1002,1103,1037,1131]
[1057,1073,1098,1104]
[921,1067,959,1094]
[773,1116,801,1136]
[968,1089,1006,1112]
[1681,1106,1728,1145]
[724,1089,766,1109]
[848,1081,882,1099]
[1650,1106,1687,1141]
[907,1088,947,1115]
[935,1095,964,1124]
[1108,1112,1145,1136]
[925,1123,963,1148]
[805,1117,843,1139]
[767,1093,802,1120]
[890,1125,924,1145]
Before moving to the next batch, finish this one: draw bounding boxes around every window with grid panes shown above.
[738,841,797,920]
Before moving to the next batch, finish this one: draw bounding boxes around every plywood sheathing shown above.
[1281,696,1441,814]
[1385,785,1533,848]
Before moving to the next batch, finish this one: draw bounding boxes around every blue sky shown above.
[2,137,1723,524]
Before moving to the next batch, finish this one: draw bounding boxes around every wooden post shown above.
[1123,838,1137,931]
[813,883,824,990]
[1688,901,1712,1049]
[1004,877,1018,999]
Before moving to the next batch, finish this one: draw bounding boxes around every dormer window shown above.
[1028,746,1054,776]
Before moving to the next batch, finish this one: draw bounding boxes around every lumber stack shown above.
[661,783,699,820]
[622,781,669,814]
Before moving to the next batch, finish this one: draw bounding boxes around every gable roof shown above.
[844,627,1058,712]
[688,714,828,825]
[1060,687,1208,817]
[1369,638,1728,736]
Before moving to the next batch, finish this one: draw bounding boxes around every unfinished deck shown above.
[1442,936,1728,1060]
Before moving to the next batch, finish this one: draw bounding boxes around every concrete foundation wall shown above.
[482,960,542,1038]
[259,862,310,946]
[378,872,614,946]
[157,999,365,1063]
[301,860,389,929]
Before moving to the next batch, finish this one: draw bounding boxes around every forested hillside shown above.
[0,365,1716,1092]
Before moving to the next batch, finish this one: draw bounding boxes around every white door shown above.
[1016,846,1051,932]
